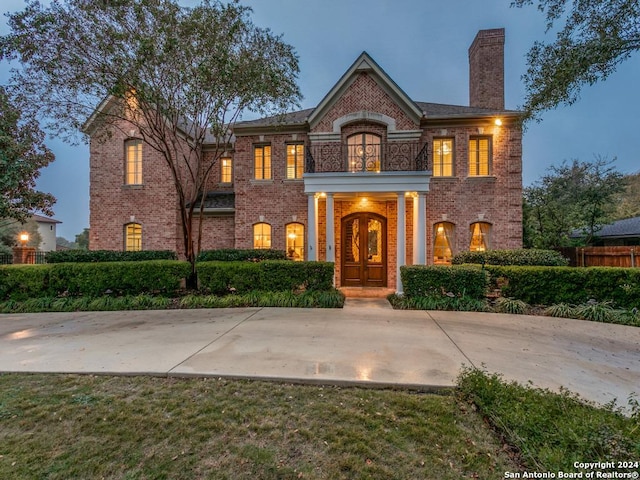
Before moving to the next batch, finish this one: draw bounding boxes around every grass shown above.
[458,368,640,473]
[0,374,518,479]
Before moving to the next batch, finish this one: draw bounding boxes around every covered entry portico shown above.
[304,171,430,292]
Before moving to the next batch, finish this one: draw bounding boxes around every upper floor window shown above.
[286,144,304,179]
[469,222,490,251]
[125,139,142,185]
[221,157,233,184]
[254,145,272,180]
[433,222,454,264]
[125,223,142,251]
[253,222,271,249]
[286,222,305,260]
[347,133,381,173]
[433,138,454,177]
[468,136,491,176]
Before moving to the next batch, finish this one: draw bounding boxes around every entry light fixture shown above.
[494,118,503,126]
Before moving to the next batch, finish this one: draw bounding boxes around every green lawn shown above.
[0,374,515,479]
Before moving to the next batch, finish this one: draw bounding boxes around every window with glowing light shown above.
[468,136,491,176]
[253,223,271,249]
[285,223,304,260]
[433,138,454,177]
[125,223,142,251]
[469,222,490,251]
[220,157,233,183]
[433,222,454,264]
[125,139,142,185]
[286,144,304,179]
[347,133,381,172]
[254,145,272,180]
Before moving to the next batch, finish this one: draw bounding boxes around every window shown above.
[253,223,271,249]
[433,138,454,176]
[125,139,142,185]
[468,137,491,176]
[286,223,305,260]
[221,157,233,183]
[125,223,142,251]
[347,133,381,172]
[286,144,304,179]
[469,222,490,251]
[254,145,272,180]
[433,222,454,264]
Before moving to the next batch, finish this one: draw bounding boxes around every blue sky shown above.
[2,0,639,240]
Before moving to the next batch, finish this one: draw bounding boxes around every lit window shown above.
[470,222,490,251]
[286,144,304,179]
[125,223,142,251]
[433,138,453,177]
[433,222,454,264]
[254,145,272,180]
[125,139,142,185]
[221,157,233,183]
[347,133,381,172]
[468,137,491,176]
[285,223,304,260]
[253,223,271,249]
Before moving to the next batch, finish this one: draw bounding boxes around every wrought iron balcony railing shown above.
[305,142,429,174]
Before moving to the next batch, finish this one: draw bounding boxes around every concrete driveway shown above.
[0,301,638,408]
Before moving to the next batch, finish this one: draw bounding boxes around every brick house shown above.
[87,28,522,292]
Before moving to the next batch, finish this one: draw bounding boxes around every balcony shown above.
[305,142,429,174]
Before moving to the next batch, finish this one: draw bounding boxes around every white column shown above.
[412,195,419,264]
[396,192,406,294]
[415,193,426,264]
[325,193,335,262]
[307,194,318,261]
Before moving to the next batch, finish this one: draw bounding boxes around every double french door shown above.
[341,212,387,287]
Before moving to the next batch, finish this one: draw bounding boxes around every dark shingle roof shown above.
[571,216,640,239]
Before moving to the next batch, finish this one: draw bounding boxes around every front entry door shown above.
[341,212,387,287]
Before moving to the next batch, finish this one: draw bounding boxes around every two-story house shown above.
[87,28,523,292]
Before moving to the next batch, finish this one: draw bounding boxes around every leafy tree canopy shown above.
[0,217,42,254]
[0,86,55,222]
[0,0,301,271]
[523,157,627,248]
[513,0,640,122]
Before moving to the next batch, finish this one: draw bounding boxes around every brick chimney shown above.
[468,28,505,110]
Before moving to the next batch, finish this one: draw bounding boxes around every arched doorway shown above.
[341,212,387,287]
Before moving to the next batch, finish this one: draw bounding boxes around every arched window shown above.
[285,223,305,260]
[125,223,142,251]
[253,223,272,249]
[124,139,142,185]
[469,222,491,251]
[347,133,381,172]
[433,222,454,264]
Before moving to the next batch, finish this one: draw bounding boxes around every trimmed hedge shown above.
[197,261,334,294]
[46,250,177,263]
[197,249,287,262]
[486,265,640,309]
[401,265,489,300]
[0,261,191,300]
[452,249,569,266]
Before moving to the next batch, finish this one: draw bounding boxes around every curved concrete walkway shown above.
[0,301,638,409]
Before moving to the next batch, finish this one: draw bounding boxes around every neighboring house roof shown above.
[31,214,62,224]
[571,216,640,239]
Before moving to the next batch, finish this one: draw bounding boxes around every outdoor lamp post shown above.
[19,231,29,246]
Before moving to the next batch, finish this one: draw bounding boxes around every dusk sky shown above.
[2,0,639,240]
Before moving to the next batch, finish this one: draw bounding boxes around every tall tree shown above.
[524,157,627,247]
[513,0,640,122]
[0,86,55,222]
[614,172,640,219]
[0,0,301,279]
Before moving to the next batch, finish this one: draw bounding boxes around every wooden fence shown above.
[556,246,638,268]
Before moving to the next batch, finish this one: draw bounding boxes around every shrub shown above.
[0,264,53,301]
[401,265,489,300]
[452,249,569,266]
[196,249,287,262]
[485,266,640,309]
[46,250,177,263]
[493,297,530,315]
[388,293,489,312]
[197,261,334,294]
